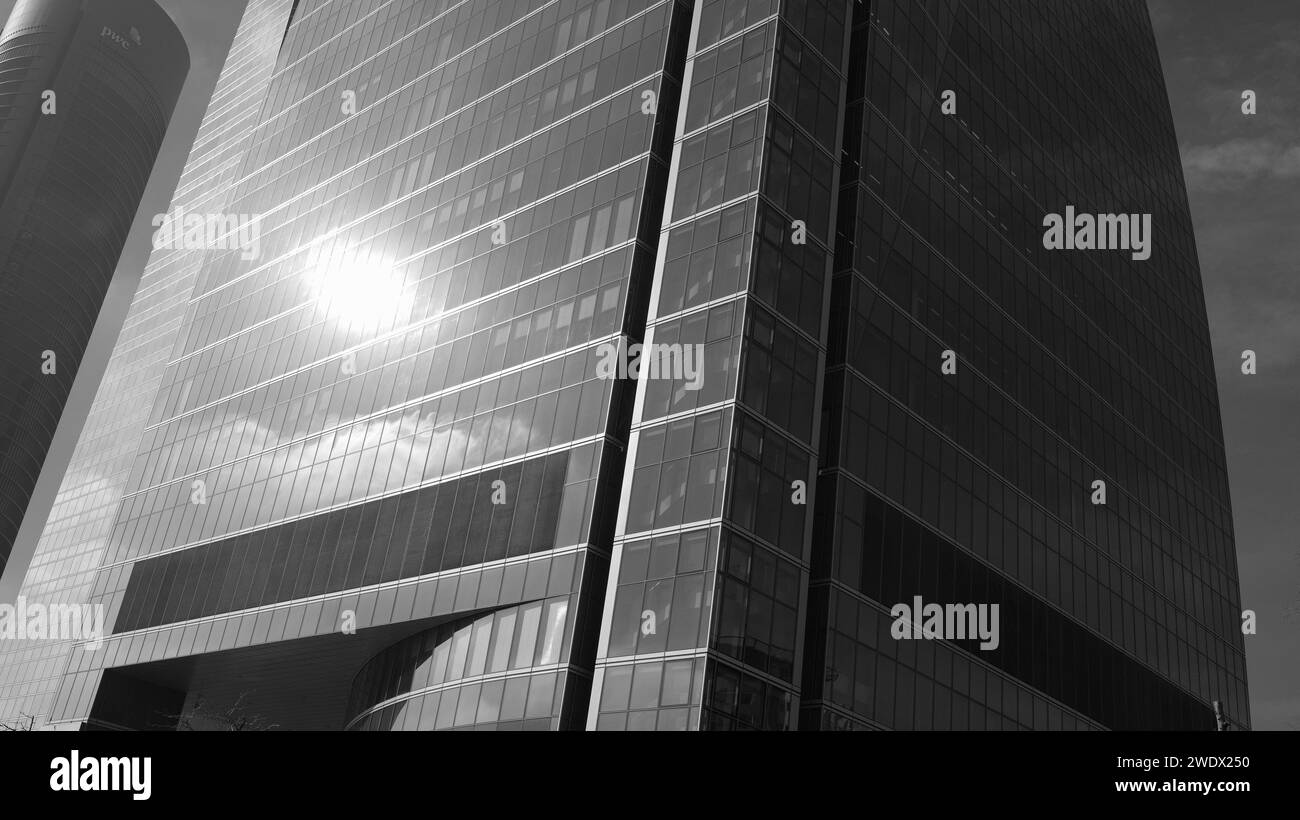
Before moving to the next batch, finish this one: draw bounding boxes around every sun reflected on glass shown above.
[309,255,406,330]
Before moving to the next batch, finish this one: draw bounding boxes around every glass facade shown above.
[0,0,188,577]
[344,595,575,731]
[800,0,1248,730]
[0,0,292,728]
[32,0,696,730]
[588,0,849,732]
[3,0,1247,732]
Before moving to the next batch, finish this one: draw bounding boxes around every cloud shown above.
[1212,289,1300,372]
[1182,137,1300,189]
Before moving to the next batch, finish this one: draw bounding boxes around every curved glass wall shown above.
[346,594,575,731]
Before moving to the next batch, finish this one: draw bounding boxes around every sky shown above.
[1148,0,1300,729]
[0,0,1292,730]
[0,0,248,604]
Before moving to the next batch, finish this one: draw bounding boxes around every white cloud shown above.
[1183,137,1300,188]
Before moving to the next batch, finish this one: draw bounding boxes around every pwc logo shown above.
[100,26,141,50]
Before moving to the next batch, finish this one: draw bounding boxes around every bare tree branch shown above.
[0,713,36,731]
[161,692,279,731]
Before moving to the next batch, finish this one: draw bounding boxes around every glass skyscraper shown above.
[0,0,188,577]
[587,0,846,731]
[0,0,291,728]
[0,0,1247,732]
[799,0,1248,731]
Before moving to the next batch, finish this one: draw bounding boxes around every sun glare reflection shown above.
[310,255,406,330]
